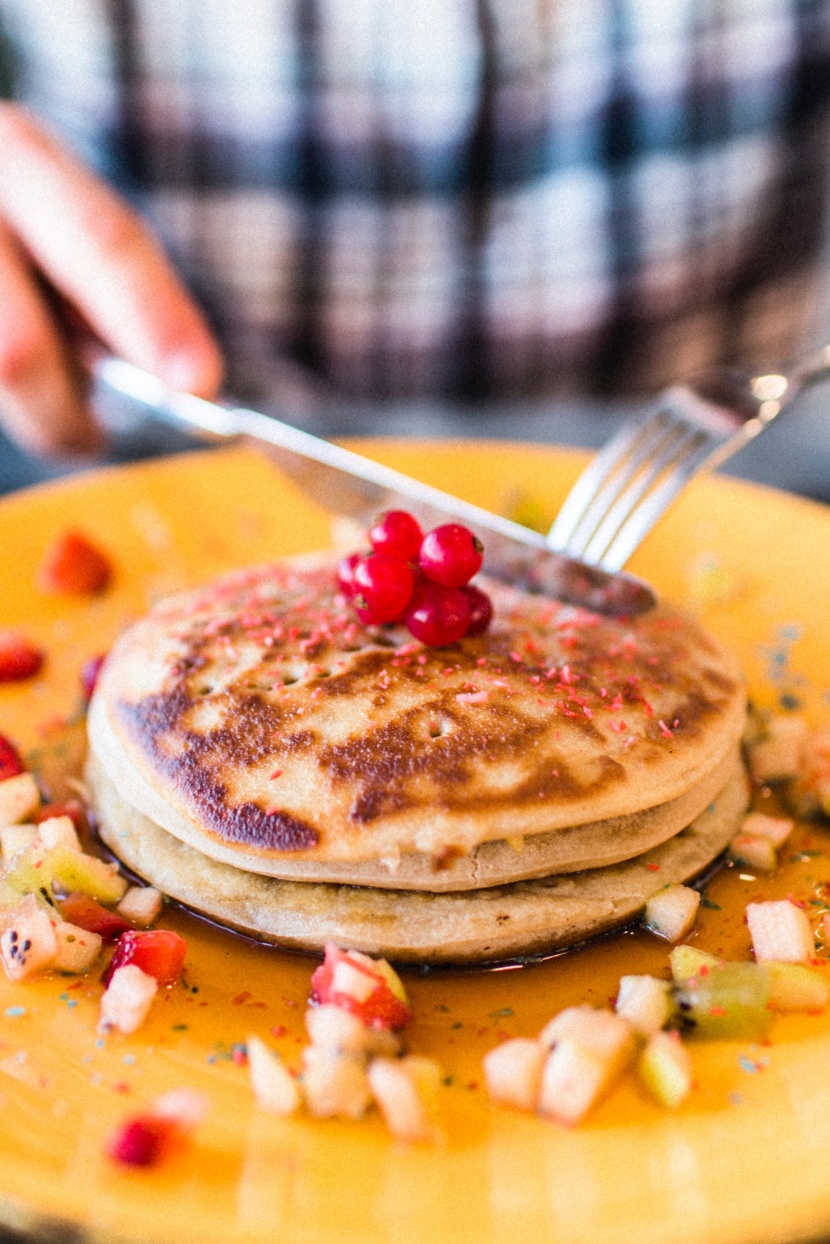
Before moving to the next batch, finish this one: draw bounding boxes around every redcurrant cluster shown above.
[337,511,493,647]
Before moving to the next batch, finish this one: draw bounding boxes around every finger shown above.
[0,223,103,455]
[0,105,223,397]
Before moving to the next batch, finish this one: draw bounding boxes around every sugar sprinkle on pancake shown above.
[88,553,746,877]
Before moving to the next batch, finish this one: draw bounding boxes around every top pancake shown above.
[88,552,746,872]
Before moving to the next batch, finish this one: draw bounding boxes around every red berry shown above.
[36,800,87,832]
[352,553,415,624]
[108,1114,175,1167]
[103,929,187,987]
[462,584,493,636]
[418,524,483,588]
[404,584,471,647]
[0,734,25,782]
[0,632,44,683]
[368,511,423,562]
[81,653,107,701]
[38,530,112,595]
[336,552,363,598]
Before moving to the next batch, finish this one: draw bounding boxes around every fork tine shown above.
[593,434,717,572]
[579,423,710,566]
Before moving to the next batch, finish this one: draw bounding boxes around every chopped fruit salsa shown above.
[338,510,492,646]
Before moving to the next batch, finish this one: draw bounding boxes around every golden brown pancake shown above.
[90,752,748,964]
[88,554,746,883]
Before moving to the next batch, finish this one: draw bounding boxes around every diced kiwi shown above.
[45,846,127,904]
[675,961,772,1041]
[669,945,721,984]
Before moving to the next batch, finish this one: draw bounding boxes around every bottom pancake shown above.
[90,754,748,964]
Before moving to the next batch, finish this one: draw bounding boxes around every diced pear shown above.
[301,1046,372,1119]
[740,812,794,847]
[746,899,814,964]
[747,715,808,783]
[728,834,777,873]
[368,1056,440,1143]
[116,886,162,929]
[247,1034,301,1116]
[99,964,158,1034]
[0,897,58,980]
[539,1006,637,1077]
[331,959,377,1004]
[36,815,81,853]
[0,773,41,829]
[675,961,772,1041]
[538,1039,619,1126]
[616,975,673,1037]
[0,823,37,864]
[669,944,722,984]
[483,1038,546,1112]
[53,920,103,974]
[638,1031,693,1108]
[305,1004,399,1057]
[153,1088,208,1130]
[766,962,829,1013]
[46,846,127,904]
[643,884,701,942]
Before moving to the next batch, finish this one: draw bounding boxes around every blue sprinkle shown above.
[95,1038,105,1049]
[738,1055,759,1073]
[4,1006,25,1018]
[122,1054,136,1065]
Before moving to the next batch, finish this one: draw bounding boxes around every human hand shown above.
[0,104,223,456]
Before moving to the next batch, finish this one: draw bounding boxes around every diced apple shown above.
[728,833,777,873]
[789,727,830,818]
[301,1046,372,1119]
[669,944,722,984]
[0,897,58,980]
[53,920,103,974]
[46,846,127,904]
[349,951,409,1006]
[247,1034,301,1116]
[116,886,163,929]
[643,884,701,942]
[615,975,673,1037]
[99,964,158,1034]
[0,823,37,864]
[0,773,41,829]
[331,959,378,1005]
[483,1038,546,1112]
[740,812,795,847]
[638,1031,693,1108]
[746,899,815,964]
[305,1004,400,1057]
[675,961,772,1041]
[368,1056,440,1143]
[539,1006,637,1077]
[747,715,808,783]
[36,815,81,853]
[538,1039,618,1126]
[766,962,829,1013]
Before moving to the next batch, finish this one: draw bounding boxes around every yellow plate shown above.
[1,442,830,1244]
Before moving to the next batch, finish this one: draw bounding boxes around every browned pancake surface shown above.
[89,554,746,866]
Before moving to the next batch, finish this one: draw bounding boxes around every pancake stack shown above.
[86,553,747,963]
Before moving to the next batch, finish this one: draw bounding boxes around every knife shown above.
[93,357,655,616]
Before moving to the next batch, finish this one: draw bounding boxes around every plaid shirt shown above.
[2,0,830,418]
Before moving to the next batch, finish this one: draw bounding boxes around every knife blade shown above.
[93,357,655,616]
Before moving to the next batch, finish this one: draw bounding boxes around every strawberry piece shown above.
[59,892,132,940]
[38,530,112,595]
[311,945,412,1031]
[103,929,188,987]
[0,632,44,683]
[107,1114,177,1167]
[35,800,87,832]
[80,653,107,701]
[0,734,25,781]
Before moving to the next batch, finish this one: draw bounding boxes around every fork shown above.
[546,346,830,573]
